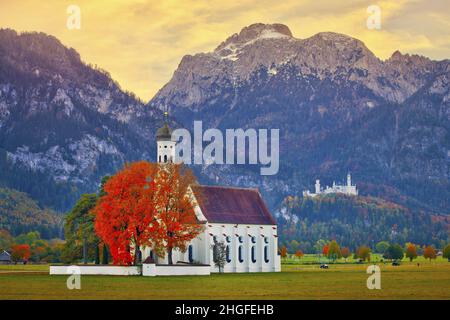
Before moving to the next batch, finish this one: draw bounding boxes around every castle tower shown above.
[346,173,352,194]
[156,112,176,164]
[315,179,321,194]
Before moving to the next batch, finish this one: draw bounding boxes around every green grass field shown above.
[1,257,449,300]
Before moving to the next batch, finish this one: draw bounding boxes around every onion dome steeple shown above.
[156,111,176,163]
[156,111,172,141]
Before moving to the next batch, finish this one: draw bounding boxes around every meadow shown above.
[0,256,449,300]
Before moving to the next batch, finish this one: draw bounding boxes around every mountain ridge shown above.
[151,23,448,111]
[0,28,165,211]
[0,25,448,219]
[149,23,450,215]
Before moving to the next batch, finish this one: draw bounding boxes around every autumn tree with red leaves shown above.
[279,245,288,258]
[322,244,329,256]
[405,243,418,262]
[423,245,437,262]
[153,163,203,265]
[93,161,203,265]
[11,244,31,263]
[93,161,160,265]
[294,250,304,259]
[340,247,351,262]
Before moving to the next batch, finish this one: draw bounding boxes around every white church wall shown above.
[206,223,280,273]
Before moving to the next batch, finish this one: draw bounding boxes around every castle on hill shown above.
[302,173,358,198]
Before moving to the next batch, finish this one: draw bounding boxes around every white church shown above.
[141,122,281,273]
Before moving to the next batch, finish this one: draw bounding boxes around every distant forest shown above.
[278,194,449,253]
[0,187,63,239]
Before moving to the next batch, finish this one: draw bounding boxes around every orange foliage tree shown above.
[11,244,31,263]
[153,163,204,265]
[93,161,161,265]
[93,161,203,265]
[423,245,437,262]
[294,250,304,259]
[279,245,288,258]
[356,245,371,262]
[340,247,351,262]
[405,243,418,262]
[322,244,329,256]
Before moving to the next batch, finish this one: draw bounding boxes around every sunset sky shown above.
[1,0,449,101]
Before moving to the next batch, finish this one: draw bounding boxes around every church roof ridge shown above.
[196,184,260,192]
[191,185,276,225]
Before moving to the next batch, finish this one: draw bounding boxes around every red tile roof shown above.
[191,185,276,225]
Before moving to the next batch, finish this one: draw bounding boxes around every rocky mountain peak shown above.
[389,50,403,61]
[303,31,374,57]
[0,29,83,82]
[215,23,293,52]
[387,49,431,64]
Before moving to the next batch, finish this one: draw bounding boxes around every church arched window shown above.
[159,155,161,162]
[251,246,256,263]
[188,245,193,263]
[213,244,218,262]
[226,245,231,263]
[164,155,167,162]
[238,245,243,263]
[264,245,269,263]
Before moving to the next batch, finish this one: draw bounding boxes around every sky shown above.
[0,0,449,101]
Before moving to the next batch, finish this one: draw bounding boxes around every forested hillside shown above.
[0,187,62,238]
[278,194,449,253]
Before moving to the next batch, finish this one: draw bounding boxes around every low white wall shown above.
[49,265,141,276]
[275,255,281,272]
[142,264,210,276]
[50,264,210,276]
[142,263,157,276]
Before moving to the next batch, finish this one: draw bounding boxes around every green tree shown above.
[327,240,341,262]
[14,231,40,246]
[375,241,390,254]
[99,175,112,197]
[289,240,300,253]
[314,239,327,255]
[443,244,450,262]
[0,229,13,251]
[384,244,404,261]
[63,193,99,264]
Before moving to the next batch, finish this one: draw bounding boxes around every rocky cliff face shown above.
[0,29,164,210]
[150,23,450,214]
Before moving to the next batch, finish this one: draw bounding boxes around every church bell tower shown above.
[156,112,176,164]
